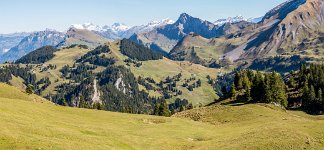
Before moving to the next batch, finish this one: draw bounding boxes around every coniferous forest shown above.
[15,46,59,64]
[120,39,163,61]
[223,64,324,114]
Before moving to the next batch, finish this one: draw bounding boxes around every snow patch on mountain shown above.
[71,23,103,32]
[214,15,263,25]
[214,15,248,25]
[111,23,130,32]
[70,19,174,39]
[2,48,10,53]
[124,19,174,36]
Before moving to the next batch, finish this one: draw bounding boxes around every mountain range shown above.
[0,15,259,63]
[0,30,65,63]
[0,0,323,67]
[0,32,30,55]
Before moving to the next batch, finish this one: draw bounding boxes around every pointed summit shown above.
[177,13,195,23]
[179,13,190,18]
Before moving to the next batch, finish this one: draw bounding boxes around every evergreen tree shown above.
[242,73,252,101]
[251,72,265,102]
[318,88,323,112]
[264,72,287,107]
[79,96,85,108]
[25,85,33,95]
[62,99,68,106]
[229,83,236,99]
[158,100,171,117]
[221,86,228,98]
[302,81,310,107]
[234,72,243,90]
[154,104,160,115]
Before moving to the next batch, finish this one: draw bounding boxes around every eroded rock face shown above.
[242,0,324,59]
[92,80,102,105]
[114,74,127,94]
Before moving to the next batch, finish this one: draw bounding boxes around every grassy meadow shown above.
[0,83,324,150]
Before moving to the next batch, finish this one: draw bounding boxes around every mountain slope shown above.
[0,39,220,114]
[0,89,323,149]
[225,0,324,61]
[169,21,255,67]
[0,33,29,55]
[0,30,65,63]
[58,28,108,48]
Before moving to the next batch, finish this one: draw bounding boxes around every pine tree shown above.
[221,86,228,98]
[62,99,68,106]
[79,95,85,108]
[159,100,171,117]
[308,85,317,113]
[154,104,160,115]
[302,81,310,108]
[264,72,287,107]
[251,72,265,102]
[234,72,243,90]
[309,85,316,104]
[242,73,251,91]
[180,106,185,112]
[242,73,252,101]
[229,83,236,99]
[318,88,323,112]
[25,85,33,95]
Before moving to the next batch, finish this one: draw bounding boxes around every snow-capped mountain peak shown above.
[70,22,130,33]
[214,15,248,26]
[122,18,174,37]
[147,19,174,27]
[69,19,174,39]
[71,23,103,32]
[214,15,264,26]
[111,23,130,32]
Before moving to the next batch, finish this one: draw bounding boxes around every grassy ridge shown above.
[0,83,323,149]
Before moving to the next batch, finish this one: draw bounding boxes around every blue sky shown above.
[0,0,286,33]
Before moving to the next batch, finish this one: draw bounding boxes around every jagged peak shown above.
[179,13,191,18]
[177,13,198,23]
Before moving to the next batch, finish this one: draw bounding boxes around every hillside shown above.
[0,40,221,115]
[0,85,323,149]
[174,103,324,149]
[241,0,324,59]
[58,28,109,48]
[169,32,245,67]
[223,0,324,63]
